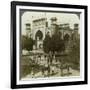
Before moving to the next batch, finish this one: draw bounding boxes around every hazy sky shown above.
[21,11,80,35]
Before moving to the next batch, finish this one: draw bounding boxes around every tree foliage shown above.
[50,33,65,53]
[69,38,80,69]
[22,35,34,51]
[43,34,51,53]
[43,31,65,53]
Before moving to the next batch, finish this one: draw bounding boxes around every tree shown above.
[43,31,65,54]
[22,35,35,51]
[50,32,65,53]
[69,38,80,69]
[22,35,27,50]
[43,33,51,53]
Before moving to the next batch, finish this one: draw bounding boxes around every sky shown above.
[21,11,80,35]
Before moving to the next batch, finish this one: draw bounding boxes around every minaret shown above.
[51,17,57,24]
[25,23,31,37]
[50,17,57,35]
[74,23,79,39]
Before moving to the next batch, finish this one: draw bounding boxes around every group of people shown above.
[30,53,71,78]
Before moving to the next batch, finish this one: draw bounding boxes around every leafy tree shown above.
[43,33,51,53]
[22,35,27,50]
[22,35,34,51]
[43,31,65,54]
[69,38,80,69]
[50,33,65,53]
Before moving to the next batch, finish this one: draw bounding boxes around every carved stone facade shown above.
[25,17,79,50]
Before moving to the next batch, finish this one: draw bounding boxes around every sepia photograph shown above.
[20,10,80,80]
[11,1,87,89]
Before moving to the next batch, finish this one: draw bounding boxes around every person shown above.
[67,64,70,75]
[41,67,45,76]
[60,63,63,76]
[49,52,53,64]
[47,57,50,64]
[47,65,50,77]
[31,67,34,78]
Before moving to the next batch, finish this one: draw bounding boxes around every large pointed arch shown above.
[35,30,43,40]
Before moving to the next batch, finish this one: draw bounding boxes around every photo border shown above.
[11,1,88,89]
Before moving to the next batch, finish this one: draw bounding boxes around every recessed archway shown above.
[35,30,43,40]
[64,33,70,41]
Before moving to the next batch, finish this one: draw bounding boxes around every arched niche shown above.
[35,30,43,40]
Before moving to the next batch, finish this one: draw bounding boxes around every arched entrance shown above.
[35,30,43,49]
[64,34,70,41]
[35,30,43,40]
